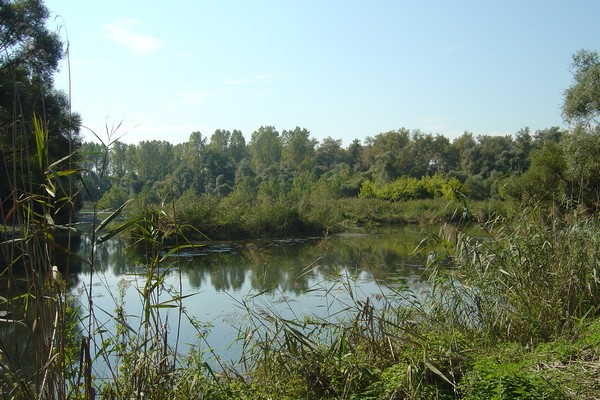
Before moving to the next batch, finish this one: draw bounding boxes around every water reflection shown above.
[71,225,438,369]
[75,225,434,295]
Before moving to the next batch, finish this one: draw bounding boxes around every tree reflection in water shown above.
[71,225,438,366]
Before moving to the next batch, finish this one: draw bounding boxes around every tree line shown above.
[2,0,600,234]
[82,125,570,208]
[80,48,600,228]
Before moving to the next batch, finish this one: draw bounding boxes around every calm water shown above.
[70,225,438,372]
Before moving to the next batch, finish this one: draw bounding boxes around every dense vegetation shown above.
[79,46,600,237]
[2,0,600,397]
[0,0,81,223]
[82,123,567,237]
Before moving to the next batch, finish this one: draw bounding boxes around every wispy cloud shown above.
[415,115,453,131]
[104,18,161,55]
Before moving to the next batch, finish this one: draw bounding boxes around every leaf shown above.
[159,243,206,263]
[54,168,80,177]
[33,113,47,171]
[425,361,456,388]
[95,219,135,245]
[499,268,514,277]
[47,152,77,171]
[95,199,133,235]
[44,185,56,198]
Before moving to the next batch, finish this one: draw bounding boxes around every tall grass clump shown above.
[425,204,600,345]
[0,114,83,398]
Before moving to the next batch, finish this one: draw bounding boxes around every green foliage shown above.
[359,175,467,203]
[0,0,81,214]
[460,359,566,399]
[98,183,129,209]
[359,179,377,199]
[561,125,600,208]
[562,49,600,124]
[428,205,600,344]
[503,141,567,202]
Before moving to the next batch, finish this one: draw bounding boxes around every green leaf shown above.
[159,243,206,263]
[95,219,135,245]
[95,199,133,235]
[33,113,47,172]
[425,361,456,388]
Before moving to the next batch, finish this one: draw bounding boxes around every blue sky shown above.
[44,0,600,145]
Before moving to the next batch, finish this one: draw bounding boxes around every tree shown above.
[346,139,364,171]
[451,131,476,175]
[80,141,110,201]
[563,49,600,125]
[249,126,281,176]
[361,129,413,181]
[0,0,81,218]
[109,141,132,178]
[315,136,345,173]
[281,127,316,171]
[507,141,566,202]
[533,127,564,148]
[133,140,174,185]
[229,129,248,163]
[512,127,532,172]
[0,0,62,82]
[562,125,600,206]
[209,129,231,151]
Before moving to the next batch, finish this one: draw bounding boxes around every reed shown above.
[426,204,600,344]
[0,112,82,398]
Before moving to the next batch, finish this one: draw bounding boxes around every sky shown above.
[43,0,600,146]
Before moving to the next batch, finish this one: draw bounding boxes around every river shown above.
[69,224,438,375]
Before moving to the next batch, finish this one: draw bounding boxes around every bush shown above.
[460,358,566,399]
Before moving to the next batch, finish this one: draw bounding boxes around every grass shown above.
[167,189,507,241]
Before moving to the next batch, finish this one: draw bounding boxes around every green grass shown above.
[166,190,507,241]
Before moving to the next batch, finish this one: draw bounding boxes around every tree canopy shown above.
[0,0,81,218]
[563,49,600,125]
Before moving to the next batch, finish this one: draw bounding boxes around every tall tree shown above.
[229,129,248,163]
[133,140,174,185]
[562,125,600,206]
[281,126,316,170]
[315,136,345,173]
[249,126,281,176]
[80,141,110,201]
[362,129,411,181]
[0,0,81,218]
[563,49,600,125]
[533,126,564,148]
[346,139,364,171]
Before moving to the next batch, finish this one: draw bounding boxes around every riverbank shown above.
[179,204,599,399]
[118,194,509,241]
[84,200,599,398]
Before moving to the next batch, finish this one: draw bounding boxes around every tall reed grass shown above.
[426,205,600,344]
